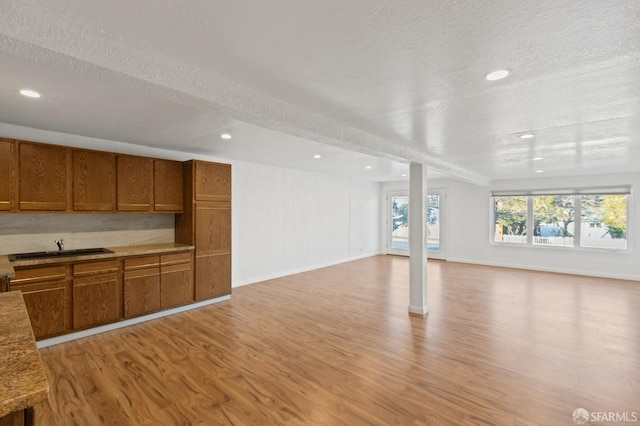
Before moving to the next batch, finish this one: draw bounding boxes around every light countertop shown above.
[0,291,49,417]
[0,242,194,277]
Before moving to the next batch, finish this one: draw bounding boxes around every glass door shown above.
[427,189,445,259]
[388,192,409,255]
[387,189,446,259]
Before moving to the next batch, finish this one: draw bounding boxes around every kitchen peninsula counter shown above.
[0,291,49,423]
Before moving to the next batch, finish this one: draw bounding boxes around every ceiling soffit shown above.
[0,1,489,185]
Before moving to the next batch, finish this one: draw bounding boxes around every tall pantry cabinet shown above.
[175,161,231,300]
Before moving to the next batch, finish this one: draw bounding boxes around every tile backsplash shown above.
[0,214,174,254]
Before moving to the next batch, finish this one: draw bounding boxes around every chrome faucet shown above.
[55,239,64,251]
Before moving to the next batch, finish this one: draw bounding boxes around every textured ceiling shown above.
[0,0,639,183]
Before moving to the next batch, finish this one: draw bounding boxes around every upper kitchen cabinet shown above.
[0,138,13,211]
[154,159,183,212]
[194,161,231,202]
[18,141,70,211]
[73,149,116,212]
[117,154,153,212]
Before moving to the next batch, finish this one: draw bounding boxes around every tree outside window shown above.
[492,192,628,250]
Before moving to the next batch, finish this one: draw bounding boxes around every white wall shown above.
[0,123,382,286]
[232,161,381,286]
[381,173,640,281]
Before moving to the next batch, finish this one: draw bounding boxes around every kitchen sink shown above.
[8,247,114,261]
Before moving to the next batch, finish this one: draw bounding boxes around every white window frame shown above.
[490,186,632,253]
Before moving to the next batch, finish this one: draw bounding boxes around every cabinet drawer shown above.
[124,256,160,271]
[12,265,67,285]
[124,267,159,280]
[160,252,191,266]
[74,259,119,276]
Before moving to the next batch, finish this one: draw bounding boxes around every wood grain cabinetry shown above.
[194,203,231,299]
[195,252,230,300]
[154,159,183,212]
[72,260,119,329]
[0,409,26,426]
[117,155,152,212]
[73,150,116,211]
[0,137,186,214]
[123,256,160,317]
[160,252,193,308]
[176,160,231,301]
[10,248,193,341]
[194,161,231,202]
[18,141,70,211]
[0,138,13,211]
[10,265,70,339]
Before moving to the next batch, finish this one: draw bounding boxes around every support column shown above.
[409,162,428,316]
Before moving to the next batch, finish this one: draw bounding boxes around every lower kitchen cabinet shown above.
[123,256,160,318]
[11,248,194,340]
[195,253,230,301]
[10,265,70,340]
[72,260,119,330]
[160,252,193,308]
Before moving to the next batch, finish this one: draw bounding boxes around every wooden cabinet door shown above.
[0,409,24,426]
[194,161,231,202]
[195,203,231,252]
[73,150,116,211]
[73,260,119,329]
[195,253,231,301]
[154,159,183,212]
[160,252,193,308]
[0,138,13,211]
[117,155,152,212]
[123,256,160,317]
[73,274,119,329]
[18,142,69,211]
[12,265,69,340]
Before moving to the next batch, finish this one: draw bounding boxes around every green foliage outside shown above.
[494,196,527,235]
[495,194,627,240]
[533,195,574,237]
[582,195,627,239]
[391,196,439,233]
[392,198,408,232]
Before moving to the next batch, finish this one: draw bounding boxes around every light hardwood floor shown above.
[34,256,640,425]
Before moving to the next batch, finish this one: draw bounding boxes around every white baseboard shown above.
[232,251,383,288]
[446,257,640,282]
[37,295,231,349]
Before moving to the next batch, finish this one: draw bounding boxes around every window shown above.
[580,194,628,250]
[493,196,527,244]
[492,188,629,251]
[533,195,574,247]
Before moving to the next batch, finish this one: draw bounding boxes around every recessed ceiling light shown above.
[313,154,322,159]
[532,157,544,161]
[535,170,544,173]
[220,133,232,140]
[485,69,511,81]
[365,166,372,170]
[20,89,41,98]
[520,133,535,139]
[401,173,407,177]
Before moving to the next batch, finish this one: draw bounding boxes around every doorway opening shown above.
[387,189,445,259]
